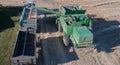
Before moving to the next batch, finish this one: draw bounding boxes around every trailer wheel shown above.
[63,34,70,46]
[57,21,63,32]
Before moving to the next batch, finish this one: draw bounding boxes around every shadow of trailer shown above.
[11,31,36,65]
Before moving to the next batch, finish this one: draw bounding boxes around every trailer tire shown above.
[63,34,70,46]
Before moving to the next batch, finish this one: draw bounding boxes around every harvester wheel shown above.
[57,21,63,32]
[63,34,70,46]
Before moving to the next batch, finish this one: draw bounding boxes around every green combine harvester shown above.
[33,5,93,47]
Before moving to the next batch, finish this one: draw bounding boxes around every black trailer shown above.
[11,31,36,65]
[11,5,37,65]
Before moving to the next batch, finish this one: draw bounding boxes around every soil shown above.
[1,0,120,65]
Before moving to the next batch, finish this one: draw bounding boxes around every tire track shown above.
[97,52,120,65]
[83,1,120,7]
[74,48,99,65]
[108,53,120,65]
[93,1,120,7]
[112,50,120,64]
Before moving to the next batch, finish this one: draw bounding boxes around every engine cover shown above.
[71,26,93,47]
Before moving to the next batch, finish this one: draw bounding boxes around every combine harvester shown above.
[33,6,93,47]
[11,4,93,65]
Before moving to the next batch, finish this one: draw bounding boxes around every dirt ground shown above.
[1,0,120,65]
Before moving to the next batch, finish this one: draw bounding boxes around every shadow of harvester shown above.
[36,16,79,65]
[92,16,120,52]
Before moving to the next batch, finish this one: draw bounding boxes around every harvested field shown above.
[0,7,22,65]
[0,0,120,65]
[36,0,120,65]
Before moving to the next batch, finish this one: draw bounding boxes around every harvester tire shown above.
[63,34,70,46]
